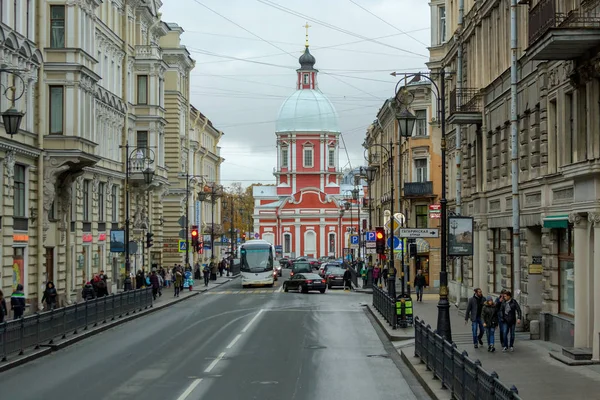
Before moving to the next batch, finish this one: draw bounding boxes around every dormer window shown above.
[303,74,309,85]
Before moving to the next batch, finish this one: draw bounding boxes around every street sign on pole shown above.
[178,240,188,252]
[398,228,439,238]
[387,237,404,252]
[350,235,359,245]
[365,231,376,242]
[178,216,187,228]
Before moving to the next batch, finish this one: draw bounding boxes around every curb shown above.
[399,348,446,400]
[365,304,414,341]
[0,277,239,373]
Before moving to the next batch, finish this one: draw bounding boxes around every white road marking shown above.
[226,334,243,349]
[204,352,226,373]
[276,285,283,293]
[241,309,264,333]
[176,378,203,400]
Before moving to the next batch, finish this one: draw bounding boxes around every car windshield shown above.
[327,267,345,275]
[293,262,311,272]
[303,273,323,280]
[240,246,273,272]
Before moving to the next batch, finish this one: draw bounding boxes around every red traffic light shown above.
[191,230,198,237]
[376,232,384,239]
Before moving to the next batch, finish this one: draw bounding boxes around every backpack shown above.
[97,280,106,289]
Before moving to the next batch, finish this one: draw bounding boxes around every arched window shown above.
[303,143,314,168]
[304,230,316,256]
[328,232,336,254]
[283,233,292,254]
[262,233,274,245]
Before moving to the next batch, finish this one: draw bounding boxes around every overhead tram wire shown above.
[255,0,428,58]
[347,0,429,47]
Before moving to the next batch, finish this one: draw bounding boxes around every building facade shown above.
[253,43,366,259]
[430,0,600,359]
[365,82,442,287]
[0,0,222,312]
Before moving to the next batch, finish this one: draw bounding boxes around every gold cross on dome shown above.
[304,22,311,48]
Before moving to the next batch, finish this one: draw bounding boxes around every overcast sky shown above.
[160,0,430,187]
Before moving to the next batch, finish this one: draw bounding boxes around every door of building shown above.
[45,247,54,284]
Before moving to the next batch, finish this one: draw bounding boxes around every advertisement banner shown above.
[448,216,474,256]
[110,230,125,253]
[12,255,24,290]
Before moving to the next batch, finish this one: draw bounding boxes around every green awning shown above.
[543,215,569,229]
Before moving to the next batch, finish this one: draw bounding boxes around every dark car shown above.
[290,261,312,278]
[324,267,346,289]
[319,262,342,277]
[306,258,320,270]
[284,273,327,294]
[279,257,291,269]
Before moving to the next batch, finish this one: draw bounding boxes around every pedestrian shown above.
[203,264,210,287]
[465,288,485,348]
[124,274,132,291]
[150,270,160,300]
[82,282,96,301]
[11,284,25,319]
[41,281,58,310]
[382,264,389,287]
[360,264,368,288]
[165,269,172,288]
[0,290,7,323]
[343,267,353,291]
[500,290,522,352]
[174,270,183,297]
[495,289,507,348]
[372,266,380,288]
[414,270,427,302]
[482,295,498,352]
[135,270,145,289]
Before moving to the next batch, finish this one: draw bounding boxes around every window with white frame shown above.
[415,110,427,136]
[50,5,65,48]
[49,86,64,134]
[328,233,335,254]
[415,158,428,182]
[438,6,446,44]
[281,146,288,168]
[284,234,291,253]
[111,185,118,222]
[83,179,90,221]
[98,182,105,223]
[137,75,148,105]
[14,164,26,217]
[328,147,335,167]
[303,145,313,168]
[303,73,309,85]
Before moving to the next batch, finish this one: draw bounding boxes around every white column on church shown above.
[291,139,297,193]
[295,220,301,256]
[589,213,600,360]
[570,213,589,348]
[319,219,325,258]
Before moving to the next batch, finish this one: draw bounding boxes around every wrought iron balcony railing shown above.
[403,181,434,197]
[449,88,482,114]
[529,0,600,45]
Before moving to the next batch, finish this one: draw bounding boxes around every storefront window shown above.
[558,227,574,315]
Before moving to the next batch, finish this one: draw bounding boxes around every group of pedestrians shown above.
[0,285,25,321]
[465,288,522,353]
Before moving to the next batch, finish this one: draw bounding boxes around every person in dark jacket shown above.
[495,289,507,348]
[11,284,26,319]
[41,281,58,310]
[82,282,96,301]
[0,289,7,323]
[149,271,160,300]
[414,270,427,302]
[343,267,353,291]
[500,291,522,352]
[135,270,145,289]
[482,296,498,352]
[465,288,485,348]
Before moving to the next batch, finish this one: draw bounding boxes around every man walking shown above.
[500,290,522,352]
[465,288,485,348]
[414,270,426,302]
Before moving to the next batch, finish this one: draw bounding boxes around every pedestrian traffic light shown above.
[146,232,154,248]
[375,227,385,255]
[191,226,199,250]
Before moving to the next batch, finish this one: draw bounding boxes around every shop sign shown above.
[13,234,29,242]
[83,234,93,243]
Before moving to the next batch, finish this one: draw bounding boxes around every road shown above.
[0,270,426,400]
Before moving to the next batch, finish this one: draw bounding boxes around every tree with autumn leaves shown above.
[221,183,274,240]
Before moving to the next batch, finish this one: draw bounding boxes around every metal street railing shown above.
[0,288,153,362]
[414,317,522,400]
[372,284,397,329]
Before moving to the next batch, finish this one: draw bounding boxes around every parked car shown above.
[279,257,291,269]
[283,273,327,294]
[306,258,320,270]
[290,261,312,278]
[324,267,346,289]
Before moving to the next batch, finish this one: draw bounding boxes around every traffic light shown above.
[242,233,246,242]
[191,226,199,250]
[146,232,154,248]
[375,227,385,254]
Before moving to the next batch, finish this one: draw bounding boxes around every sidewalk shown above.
[370,295,600,400]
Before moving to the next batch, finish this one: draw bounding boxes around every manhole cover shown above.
[305,345,327,350]
[367,354,390,359]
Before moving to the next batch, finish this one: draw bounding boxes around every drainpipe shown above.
[456,0,467,309]
[510,0,521,302]
[37,69,45,310]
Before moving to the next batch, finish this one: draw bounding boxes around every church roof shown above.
[275,89,340,133]
[298,47,316,70]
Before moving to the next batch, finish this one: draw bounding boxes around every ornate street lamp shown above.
[2,107,24,136]
[365,166,377,182]
[142,167,154,185]
[396,107,418,138]
[351,187,359,200]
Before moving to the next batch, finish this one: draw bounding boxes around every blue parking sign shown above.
[365,231,376,242]
[350,235,359,245]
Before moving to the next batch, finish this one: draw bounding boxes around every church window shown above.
[328,147,335,167]
[281,146,288,168]
[303,74,309,85]
[328,233,335,254]
[284,233,291,253]
[303,146,313,168]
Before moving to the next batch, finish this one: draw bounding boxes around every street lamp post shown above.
[0,67,27,137]
[394,70,451,342]
[223,196,235,276]
[182,174,207,267]
[339,208,345,257]
[121,143,155,276]
[198,183,223,264]
[352,186,360,262]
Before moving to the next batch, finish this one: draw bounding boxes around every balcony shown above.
[448,88,482,126]
[403,181,434,198]
[135,45,163,60]
[527,0,600,60]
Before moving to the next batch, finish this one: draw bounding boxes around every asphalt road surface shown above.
[0,270,426,400]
